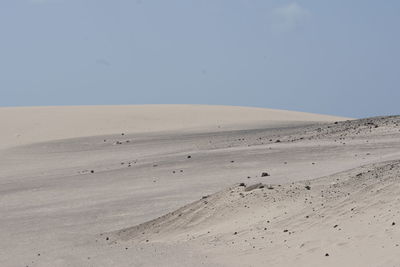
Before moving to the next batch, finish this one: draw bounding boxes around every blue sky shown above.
[1,0,399,118]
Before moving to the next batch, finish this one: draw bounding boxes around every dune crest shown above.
[0,105,348,149]
[111,160,400,266]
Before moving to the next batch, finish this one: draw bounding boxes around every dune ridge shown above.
[0,105,348,149]
[110,160,400,266]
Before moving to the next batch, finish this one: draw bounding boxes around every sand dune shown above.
[113,160,400,267]
[106,116,400,267]
[0,105,347,149]
[1,105,399,267]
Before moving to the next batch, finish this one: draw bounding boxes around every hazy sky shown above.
[1,0,399,118]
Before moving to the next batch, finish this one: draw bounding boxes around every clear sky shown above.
[1,0,399,118]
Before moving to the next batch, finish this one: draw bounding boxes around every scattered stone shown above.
[325,253,329,257]
[261,172,270,177]
[90,170,94,174]
[305,185,311,190]
[239,183,246,187]
[187,155,192,159]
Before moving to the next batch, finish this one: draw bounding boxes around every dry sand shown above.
[1,105,399,267]
[0,105,345,149]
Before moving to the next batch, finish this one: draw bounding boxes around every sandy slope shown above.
[0,105,347,149]
[108,116,400,267]
[113,160,400,267]
[1,105,400,267]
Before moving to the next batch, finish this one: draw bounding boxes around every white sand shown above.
[1,105,400,267]
[0,105,347,149]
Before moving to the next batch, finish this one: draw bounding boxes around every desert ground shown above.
[1,105,399,267]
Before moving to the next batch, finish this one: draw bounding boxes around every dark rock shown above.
[245,183,264,192]
[261,172,270,177]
